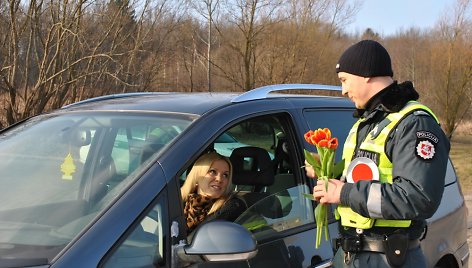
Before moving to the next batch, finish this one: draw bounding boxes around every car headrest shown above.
[230,146,274,186]
[139,137,166,165]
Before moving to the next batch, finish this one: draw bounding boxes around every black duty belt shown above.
[361,237,420,253]
[335,236,420,253]
[336,234,420,267]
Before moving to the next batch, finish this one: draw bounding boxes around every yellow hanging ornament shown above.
[61,152,76,180]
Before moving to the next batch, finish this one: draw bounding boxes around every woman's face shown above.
[197,159,230,199]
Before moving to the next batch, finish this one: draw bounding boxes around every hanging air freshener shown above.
[61,152,76,180]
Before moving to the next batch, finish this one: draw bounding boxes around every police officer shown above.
[308,40,450,267]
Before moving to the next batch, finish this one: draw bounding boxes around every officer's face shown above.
[338,72,371,109]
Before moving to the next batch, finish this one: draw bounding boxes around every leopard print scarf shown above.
[184,193,216,234]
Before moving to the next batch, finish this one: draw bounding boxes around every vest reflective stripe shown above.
[337,102,439,229]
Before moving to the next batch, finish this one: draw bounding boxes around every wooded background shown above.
[1,0,471,138]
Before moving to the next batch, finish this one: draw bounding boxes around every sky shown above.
[346,0,456,36]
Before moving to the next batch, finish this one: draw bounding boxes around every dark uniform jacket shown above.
[339,81,450,239]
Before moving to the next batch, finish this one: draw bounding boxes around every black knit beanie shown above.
[336,40,393,77]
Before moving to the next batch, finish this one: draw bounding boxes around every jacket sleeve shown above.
[341,112,450,220]
[206,196,247,222]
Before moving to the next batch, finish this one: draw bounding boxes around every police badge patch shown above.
[415,131,438,160]
[416,140,435,159]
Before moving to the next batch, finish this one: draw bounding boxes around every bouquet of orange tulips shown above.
[304,128,339,248]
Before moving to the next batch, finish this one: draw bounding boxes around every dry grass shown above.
[455,120,472,135]
[450,133,472,194]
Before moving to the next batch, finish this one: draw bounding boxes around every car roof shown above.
[62,92,237,115]
[60,84,352,116]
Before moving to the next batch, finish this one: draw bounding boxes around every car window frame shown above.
[99,188,169,268]
[178,111,316,243]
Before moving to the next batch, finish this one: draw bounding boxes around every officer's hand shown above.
[304,160,316,178]
[304,153,320,179]
[313,179,344,204]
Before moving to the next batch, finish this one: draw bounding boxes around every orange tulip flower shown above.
[303,128,339,248]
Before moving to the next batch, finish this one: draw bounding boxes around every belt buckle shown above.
[343,236,363,252]
[344,251,350,265]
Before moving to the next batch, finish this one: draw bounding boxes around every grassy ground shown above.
[450,134,472,194]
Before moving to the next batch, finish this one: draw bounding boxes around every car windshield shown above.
[0,111,195,265]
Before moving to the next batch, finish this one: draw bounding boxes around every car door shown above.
[176,112,335,268]
[79,106,351,268]
[300,108,357,231]
[239,108,357,268]
[98,188,170,268]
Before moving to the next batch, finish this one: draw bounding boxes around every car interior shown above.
[229,146,283,219]
[177,114,314,241]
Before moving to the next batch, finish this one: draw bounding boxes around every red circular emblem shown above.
[346,157,379,183]
[416,140,435,159]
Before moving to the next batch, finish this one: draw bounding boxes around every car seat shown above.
[139,136,166,164]
[229,146,282,219]
[90,154,117,203]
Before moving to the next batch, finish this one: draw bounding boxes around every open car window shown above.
[234,185,314,240]
[178,113,315,242]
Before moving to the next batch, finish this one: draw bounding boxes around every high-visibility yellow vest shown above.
[336,101,439,229]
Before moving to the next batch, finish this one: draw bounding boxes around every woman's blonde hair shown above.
[181,151,234,214]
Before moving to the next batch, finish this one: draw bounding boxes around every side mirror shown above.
[176,221,257,264]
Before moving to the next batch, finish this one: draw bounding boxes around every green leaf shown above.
[333,159,345,178]
[304,149,316,165]
[319,176,329,191]
[243,219,268,231]
[302,193,316,201]
[325,151,335,177]
[304,149,322,176]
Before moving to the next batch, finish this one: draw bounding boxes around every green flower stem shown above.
[326,150,335,177]
[315,176,329,248]
[304,147,336,249]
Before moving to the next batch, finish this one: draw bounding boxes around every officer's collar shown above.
[354,81,419,118]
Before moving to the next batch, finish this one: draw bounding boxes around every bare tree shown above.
[0,0,123,125]
[0,0,186,127]
[186,0,221,92]
[387,28,426,83]
[430,0,471,138]
[1,0,467,132]
[266,0,359,85]
[211,0,287,91]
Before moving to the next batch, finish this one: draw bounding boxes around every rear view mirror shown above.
[71,129,91,146]
[58,121,91,147]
